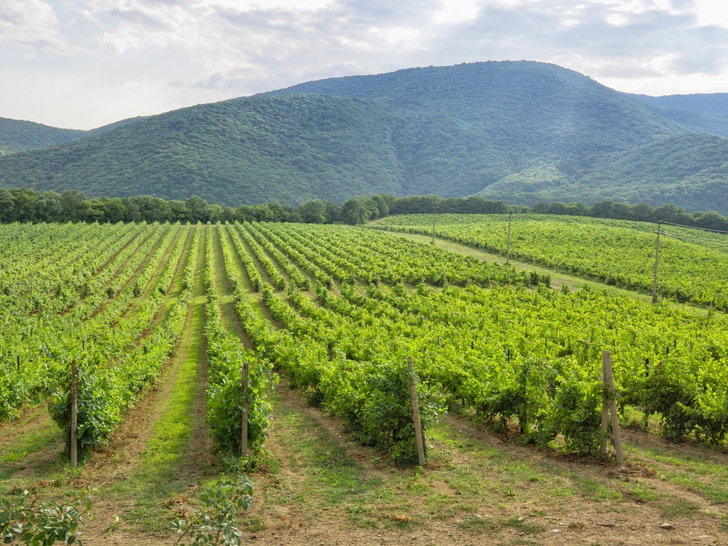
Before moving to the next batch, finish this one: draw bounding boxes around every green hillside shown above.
[268,62,683,196]
[634,93,728,118]
[631,93,728,138]
[1,61,727,210]
[0,95,405,205]
[0,116,145,156]
[477,133,728,211]
[0,117,85,155]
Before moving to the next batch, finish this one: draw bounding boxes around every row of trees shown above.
[1,187,727,231]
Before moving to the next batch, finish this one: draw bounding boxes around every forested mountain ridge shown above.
[1,61,727,211]
[631,92,728,138]
[0,118,85,155]
[0,95,405,205]
[0,116,145,155]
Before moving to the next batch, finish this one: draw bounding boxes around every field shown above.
[376,213,728,309]
[2,221,728,545]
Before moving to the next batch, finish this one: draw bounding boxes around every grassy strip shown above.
[108,226,208,532]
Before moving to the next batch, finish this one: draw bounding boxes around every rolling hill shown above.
[0,116,145,156]
[0,61,727,211]
[631,93,728,138]
[0,118,85,155]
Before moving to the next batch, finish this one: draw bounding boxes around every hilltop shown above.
[0,61,726,211]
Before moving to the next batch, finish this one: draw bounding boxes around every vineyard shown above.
[2,221,728,544]
[376,213,728,309]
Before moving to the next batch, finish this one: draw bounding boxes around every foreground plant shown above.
[172,463,253,546]
[0,489,92,545]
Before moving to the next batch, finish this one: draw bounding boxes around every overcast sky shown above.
[2,0,727,129]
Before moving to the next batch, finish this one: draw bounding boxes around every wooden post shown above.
[602,351,624,465]
[506,211,513,265]
[600,359,609,459]
[651,222,661,304]
[70,360,78,468]
[16,355,20,373]
[431,205,436,244]
[241,361,249,458]
[408,356,426,466]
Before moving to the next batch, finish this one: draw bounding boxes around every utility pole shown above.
[385,210,389,231]
[431,204,436,244]
[506,211,513,265]
[652,221,662,304]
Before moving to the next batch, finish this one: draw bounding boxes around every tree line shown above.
[1,187,727,231]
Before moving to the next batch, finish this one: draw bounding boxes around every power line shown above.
[659,220,728,235]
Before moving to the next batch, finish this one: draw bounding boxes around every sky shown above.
[1,0,727,130]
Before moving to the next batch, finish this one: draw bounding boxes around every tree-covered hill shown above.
[0,61,727,211]
[631,93,728,138]
[0,116,145,156]
[0,95,405,205]
[476,133,728,211]
[0,118,85,155]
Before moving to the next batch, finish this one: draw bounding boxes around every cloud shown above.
[0,0,74,51]
[2,0,728,128]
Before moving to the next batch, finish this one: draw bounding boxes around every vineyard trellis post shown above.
[70,359,78,468]
[600,351,623,465]
[241,361,249,458]
[408,356,426,465]
[506,211,513,265]
[431,205,436,244]
[652,221,662,304]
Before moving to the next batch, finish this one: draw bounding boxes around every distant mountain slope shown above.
[0,118,85,155]
[267,62,683,195]
[634,93,728,117]
[477,133,728,210]
[0,61,727,211]
[631,93,728,138]
[0,116,145,156]
[0,95,405,205]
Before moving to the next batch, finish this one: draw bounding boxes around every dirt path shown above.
[212,226,251,347]
[63,225,218,544]
[213,378,727,546]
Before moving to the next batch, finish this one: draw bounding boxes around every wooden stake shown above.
[600,358,609,459]
[408,356,426,466]
[602,351,624,465]
[652,222,662,304]
[506,211,513,265]
[70,359,78,468]
[431,205,436,244]
[241,361,249,458]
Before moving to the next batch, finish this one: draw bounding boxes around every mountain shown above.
[0,118,85,155]
[476,133,728,210]
[0,61,727,211]
[631,93,728,138]
[0,116,145,156]
[0,96,404,205]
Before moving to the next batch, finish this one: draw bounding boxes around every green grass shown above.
[106,227,208,532]
[0,420,64,480]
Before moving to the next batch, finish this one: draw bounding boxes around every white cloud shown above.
[1,0,727,128]
[0,0,74,52]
